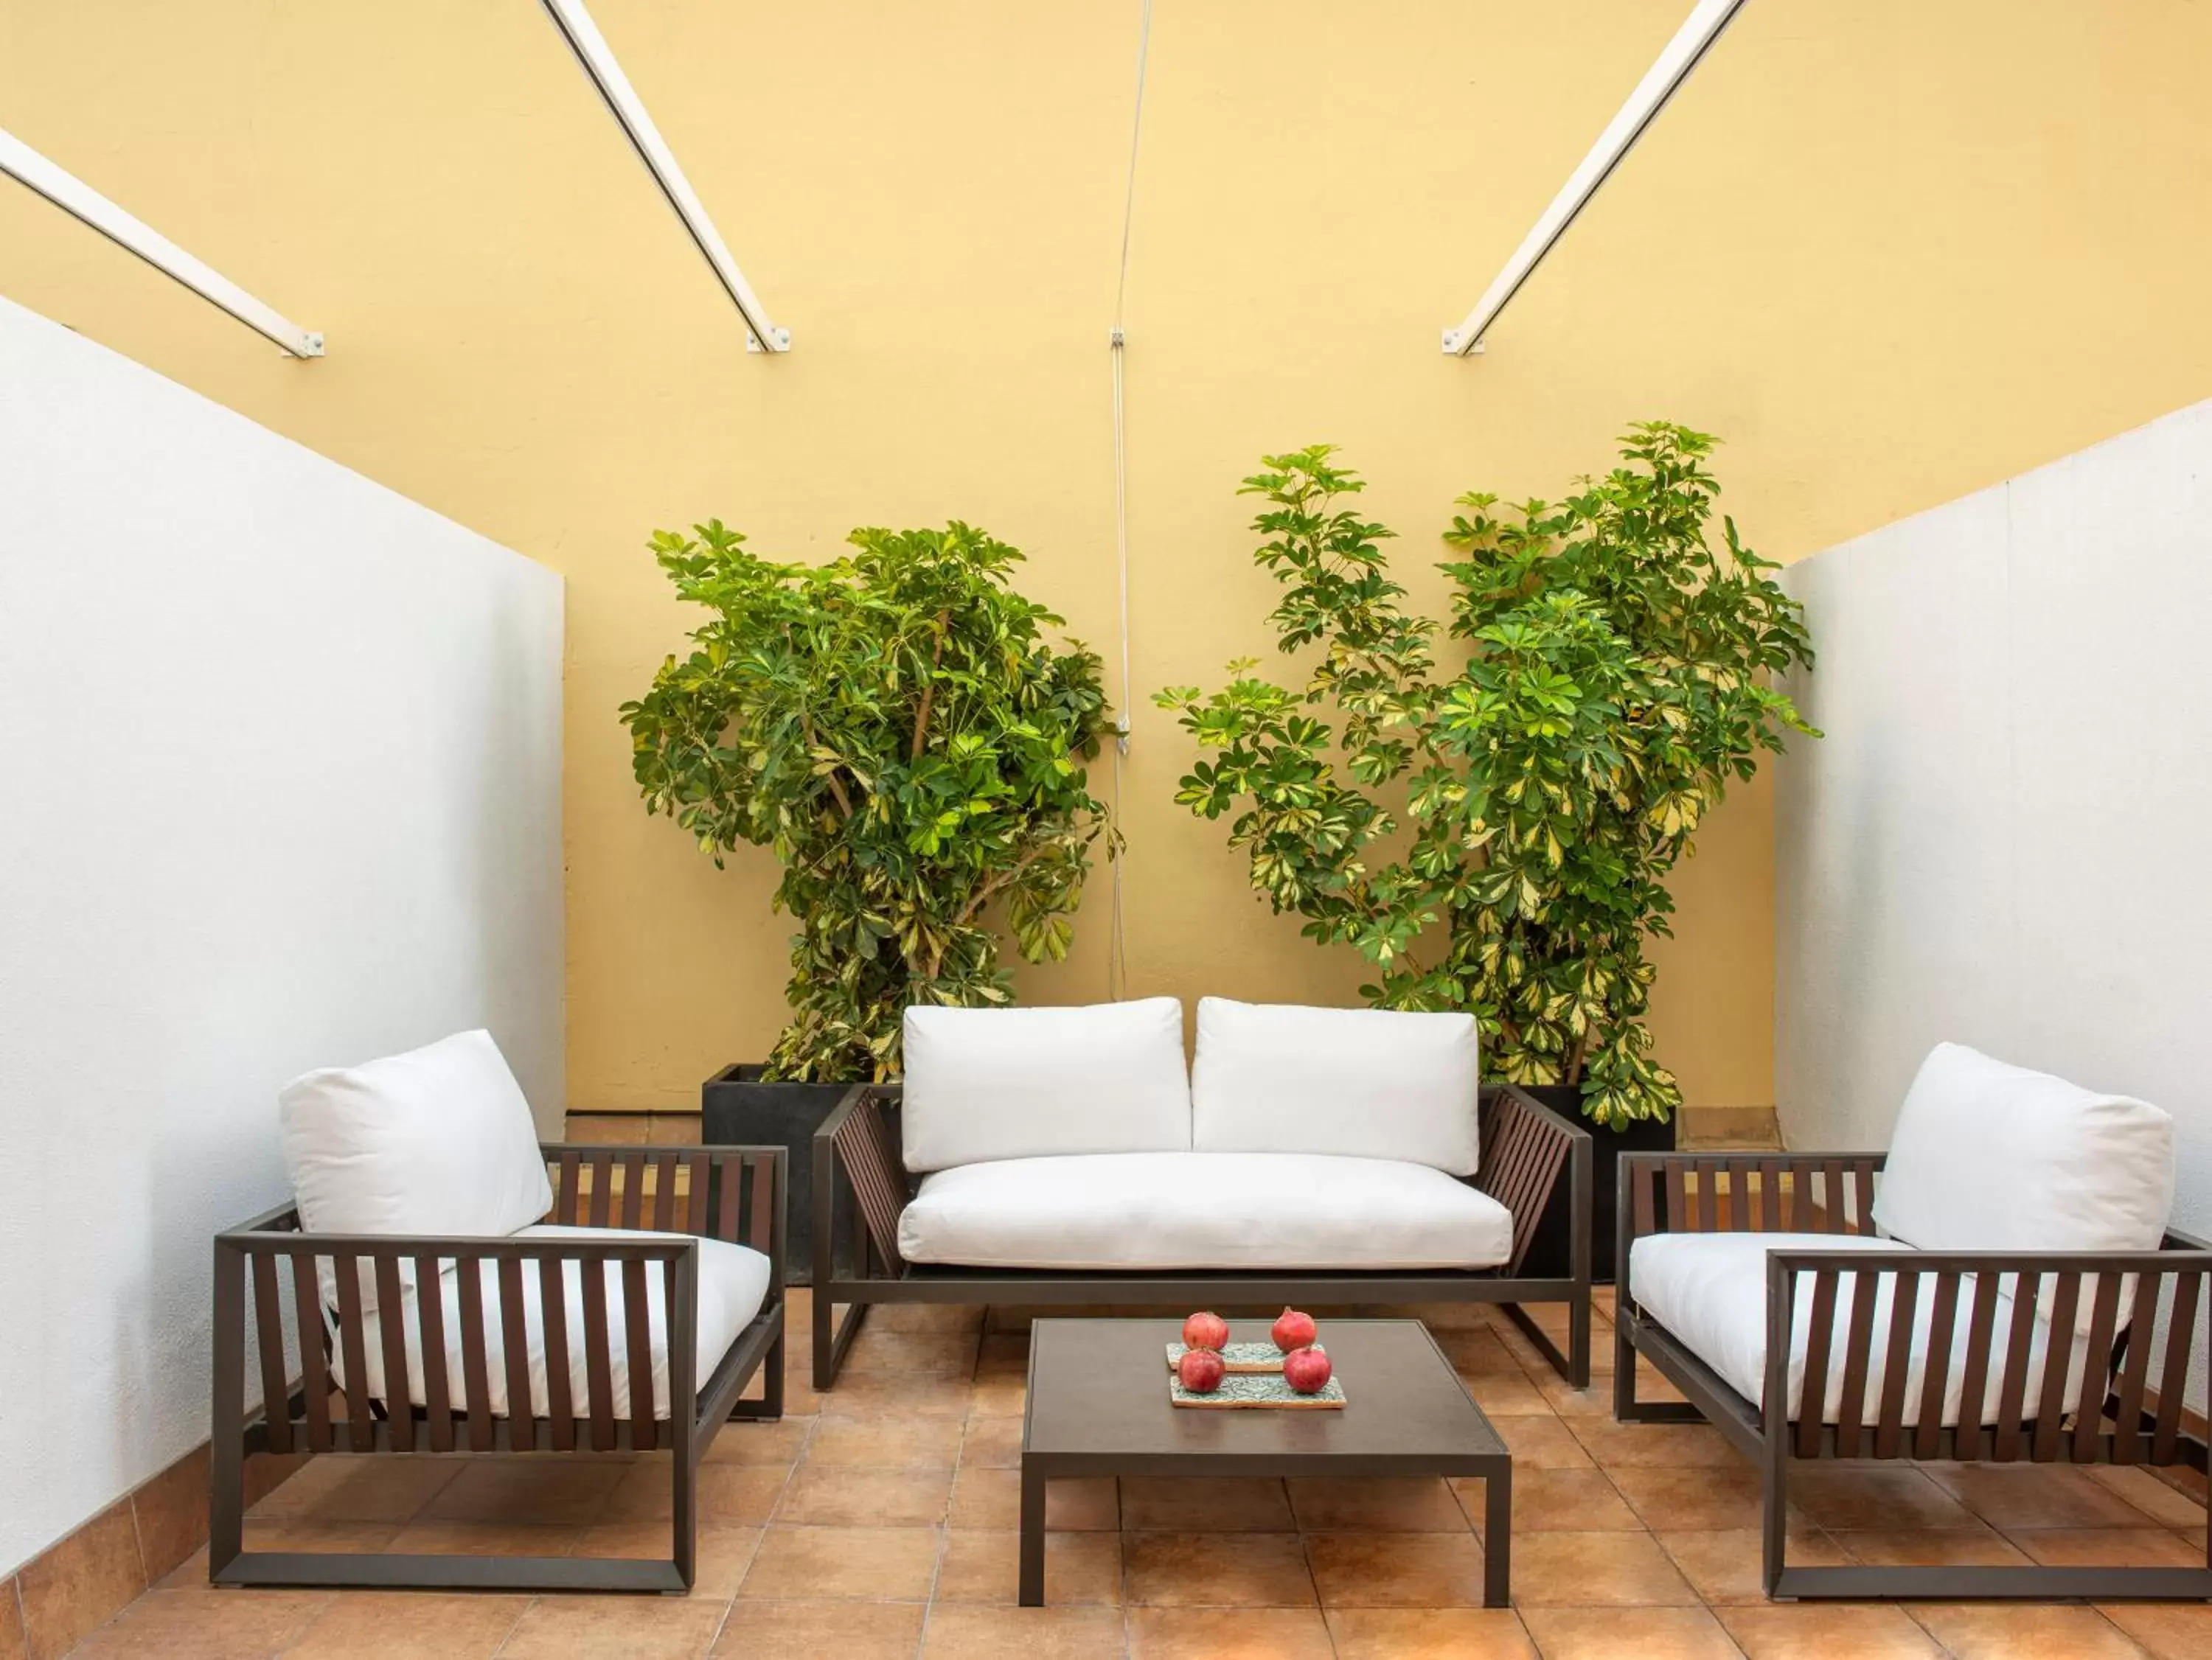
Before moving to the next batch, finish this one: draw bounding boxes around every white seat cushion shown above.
[279,1030,553,1312]
[1190,1000,1481,1175]
[338,1228,771,1421]
[901,997,1192,1173]
[1630,1232,2089,1425]
[896,1151,1513,1271]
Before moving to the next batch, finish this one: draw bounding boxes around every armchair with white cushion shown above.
[1615,1042,2210,1602]
[209,1030,786,1594]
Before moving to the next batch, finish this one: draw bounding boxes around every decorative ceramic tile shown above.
[1169,1368,1346,1409]
[1165,1340,1325,1373]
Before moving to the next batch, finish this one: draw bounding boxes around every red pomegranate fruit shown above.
[1177,1348,1227,1393]
[1271,1307,1318,1352]
[1281,1346,1333,1395]
[1182,1311,1231,1353]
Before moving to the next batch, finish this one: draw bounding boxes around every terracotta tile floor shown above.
[74,1288,2212,1658]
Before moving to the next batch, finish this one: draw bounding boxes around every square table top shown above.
[1022,1318,1507,1471]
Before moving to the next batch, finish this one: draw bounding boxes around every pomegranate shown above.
[1182,1311,1231,1353]
[1271,1307,1318,1353]
[1177,1347,1227,1393]
[1281,1346,1333,1395]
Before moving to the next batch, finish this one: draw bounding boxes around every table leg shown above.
[1018,1462,1047,1606]
[1483,1464,1512,1608]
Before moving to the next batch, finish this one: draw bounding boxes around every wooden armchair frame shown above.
[211,1143,786,1594]
[811,1081,1593,1390]
[1615,1150,2211,1601]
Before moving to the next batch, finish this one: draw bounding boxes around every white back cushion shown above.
[1873,1044,2173,1334]
[901,997,1192,1172]
[1189,999,1480,1175]
[279,1030,553,1311]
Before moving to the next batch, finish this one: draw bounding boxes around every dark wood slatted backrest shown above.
[1474,1091,1571,1274]
[834,1091,910,1275]
[652,1151,681,1232]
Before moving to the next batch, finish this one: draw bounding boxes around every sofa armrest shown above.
[814,1084,908,1285]
[1477,1083,1593,1281]
[1757,1241,2212,1465]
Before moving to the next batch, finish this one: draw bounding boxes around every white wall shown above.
[1775,397,2212,1411]
[0,297,565,1575]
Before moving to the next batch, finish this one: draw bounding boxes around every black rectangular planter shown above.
[702,1065,854,1287]
[1514,1082,1674,1286]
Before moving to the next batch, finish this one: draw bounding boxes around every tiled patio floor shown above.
[70,1288,2212,1659]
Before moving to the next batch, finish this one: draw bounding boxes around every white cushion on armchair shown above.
[1873,1042,2174,1258]
[1191,999,1481,1174]
[1872,1043,2174,1335]
[278,1029,553,1311]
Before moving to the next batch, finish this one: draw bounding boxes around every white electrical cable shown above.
[1105,0,1154,1002]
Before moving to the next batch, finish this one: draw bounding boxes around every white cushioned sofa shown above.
[209,1030,787,1594]
[1614,1042,2211,1603]
[813,997,1593,1387]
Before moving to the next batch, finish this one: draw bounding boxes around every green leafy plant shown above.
[1156,424,1815,1128]
[623,520,1114,1082]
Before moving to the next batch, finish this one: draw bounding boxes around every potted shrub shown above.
[622,518,1114,1280]
[1156,424,1815,1279]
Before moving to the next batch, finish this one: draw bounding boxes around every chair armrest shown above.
[815,1084,908,1283]
[1757,1241,2212,1463]
[1477,1084,1593,1280]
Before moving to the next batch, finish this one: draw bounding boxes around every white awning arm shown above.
[1443,0,1750,357]
[0,127,324,358]
[537,0,790,352]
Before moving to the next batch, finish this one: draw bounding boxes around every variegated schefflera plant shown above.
[1156,424,1816,1129]
[623,519,1115,1082]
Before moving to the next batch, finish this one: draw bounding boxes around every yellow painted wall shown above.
[5,1,2209,1112]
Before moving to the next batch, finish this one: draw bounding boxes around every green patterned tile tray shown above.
[1164,1341,1326,1375]
[1168,1367,1346,1409]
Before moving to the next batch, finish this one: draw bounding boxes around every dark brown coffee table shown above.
[1019,1317,1512,1606]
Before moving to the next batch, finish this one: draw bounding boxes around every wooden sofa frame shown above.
[1615,1149,2212,1602]
[211,1143,786,1594]
[812,1081,1593,1390]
